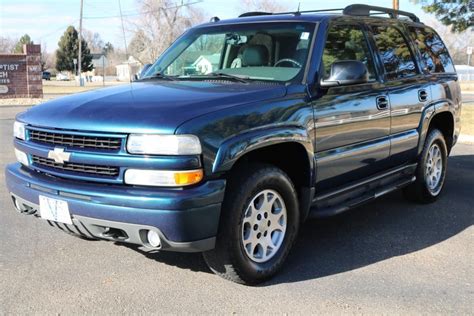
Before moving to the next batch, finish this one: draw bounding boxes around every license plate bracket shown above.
[39,195,72,225]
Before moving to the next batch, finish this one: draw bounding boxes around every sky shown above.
[0,0,430,53]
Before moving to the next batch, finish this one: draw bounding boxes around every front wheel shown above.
[203,164,300,285]
[403,128,448,203]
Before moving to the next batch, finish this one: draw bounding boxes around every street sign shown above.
[73,58,77,64]
[468,47,473,55]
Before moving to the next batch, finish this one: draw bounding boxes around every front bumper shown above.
[5,163,226,252]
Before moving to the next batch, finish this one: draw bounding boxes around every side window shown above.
[371,25,418,80]
[408,26,455,73]
[322,24,376,81]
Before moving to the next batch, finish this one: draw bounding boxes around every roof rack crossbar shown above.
[343,4,420,23]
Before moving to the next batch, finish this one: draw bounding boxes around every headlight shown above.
[124,169,203,187]
[13,121,26,140]
[14,148,29,166]
[127,134,202,155]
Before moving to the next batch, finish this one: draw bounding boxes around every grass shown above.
[42,81,126,95]
[461,106,474,136]
[42,85,98,94]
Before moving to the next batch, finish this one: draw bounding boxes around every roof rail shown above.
[239,11,272,18]
[238,8,343,18]
[237,5,420,23]
[343,4,420,23]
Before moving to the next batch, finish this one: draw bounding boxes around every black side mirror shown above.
[320,60,369,88]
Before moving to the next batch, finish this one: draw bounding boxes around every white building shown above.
[192,54,221,74]
[116,56,142,81]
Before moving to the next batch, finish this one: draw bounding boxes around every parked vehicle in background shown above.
[5,5,461,285]
[55,72,69,81]
[42,71,51,81]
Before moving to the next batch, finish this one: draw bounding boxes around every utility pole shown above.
[393,0,399,10]
[78,0,84,86]
[118,0,130,82]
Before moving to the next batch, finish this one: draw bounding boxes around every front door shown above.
[313,23,390,191]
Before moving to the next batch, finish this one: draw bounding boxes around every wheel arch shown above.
[213,126,315,220]
[418,102,455,155]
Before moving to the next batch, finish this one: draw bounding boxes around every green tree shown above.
[13,34,33,53]
[412,0,473,33]
[56,26,93,73]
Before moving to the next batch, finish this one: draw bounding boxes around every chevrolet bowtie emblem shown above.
[48,147,71,164]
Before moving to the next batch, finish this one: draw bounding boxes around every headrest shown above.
[242,45,269,66]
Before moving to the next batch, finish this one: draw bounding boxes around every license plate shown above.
[39,195,72,225]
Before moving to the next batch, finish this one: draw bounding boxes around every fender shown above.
[417,99,455,156]
[212,125,315,174]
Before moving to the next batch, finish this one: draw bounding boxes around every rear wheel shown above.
[403,128,448,203]
[203,164,300,285]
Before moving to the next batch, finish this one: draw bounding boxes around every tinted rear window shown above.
[371,25,418,80]
[408,26,455,73]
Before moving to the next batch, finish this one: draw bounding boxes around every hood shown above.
[18,81,286,134]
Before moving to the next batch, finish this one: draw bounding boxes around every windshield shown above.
[143,22,316,83]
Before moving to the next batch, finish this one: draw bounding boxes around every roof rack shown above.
[343,4,420,22]
[238,8,343,18]
[237,4,420,23]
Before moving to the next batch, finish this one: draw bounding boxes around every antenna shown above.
[297,2,301,12]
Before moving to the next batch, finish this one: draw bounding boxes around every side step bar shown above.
[309,164,417,218]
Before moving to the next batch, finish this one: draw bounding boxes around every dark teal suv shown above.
[6,5,461,284]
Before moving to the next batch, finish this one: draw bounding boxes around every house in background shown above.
[192,53,220,74]
[116,56,142,81]
[91,53,108,77]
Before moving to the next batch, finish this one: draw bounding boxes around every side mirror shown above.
[320,60,369,88]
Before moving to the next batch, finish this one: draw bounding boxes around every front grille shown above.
[32,155,119,177]
[29,129,122,151]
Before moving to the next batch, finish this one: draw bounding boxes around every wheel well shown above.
[429,112,454,152]
[230,142,312,191]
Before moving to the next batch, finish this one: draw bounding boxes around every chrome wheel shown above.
[241,189,287,263]
[425,143,443,192]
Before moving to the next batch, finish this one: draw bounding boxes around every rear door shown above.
[407,25,460,147]
[313,23,390,191]
[369,23,431,166]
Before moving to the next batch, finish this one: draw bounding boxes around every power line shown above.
[83,0,203,19]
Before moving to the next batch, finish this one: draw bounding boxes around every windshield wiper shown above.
[205,72,251,83]
[142,72,178,81]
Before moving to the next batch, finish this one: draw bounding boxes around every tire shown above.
[203,163,300,285]
[403,128,448,203]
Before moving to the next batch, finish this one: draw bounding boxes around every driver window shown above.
[322,24,376,80]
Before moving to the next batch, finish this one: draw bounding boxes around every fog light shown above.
[14,148,29,166]
[147,230,161,248]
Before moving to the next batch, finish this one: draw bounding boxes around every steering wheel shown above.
[274,58,302,68]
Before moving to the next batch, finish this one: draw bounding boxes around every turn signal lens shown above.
[174,170,204,185]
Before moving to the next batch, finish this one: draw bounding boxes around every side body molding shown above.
[212,126,315,175]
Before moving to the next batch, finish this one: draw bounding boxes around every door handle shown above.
[418,89,428,102]
[376,96,389,110]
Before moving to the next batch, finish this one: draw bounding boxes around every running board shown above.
[309,164,417,218]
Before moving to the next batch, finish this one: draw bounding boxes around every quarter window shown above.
[408,26,455,73]
[322,24,376,80]
[371,25,418,80]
